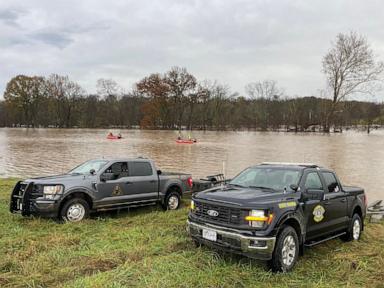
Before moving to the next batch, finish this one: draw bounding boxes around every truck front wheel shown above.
[163,191,181,211]
[268,225,299,272]
[60,198,90,222]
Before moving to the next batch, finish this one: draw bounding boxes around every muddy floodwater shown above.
[0,128,383,201]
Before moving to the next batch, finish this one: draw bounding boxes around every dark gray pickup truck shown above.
[10,158,193,222]
[188,163,366,272]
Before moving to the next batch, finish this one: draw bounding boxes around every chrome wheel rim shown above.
[168,195,179,210]
[282,235,296,266]
[352,219,361,240]
[66,203,85,222]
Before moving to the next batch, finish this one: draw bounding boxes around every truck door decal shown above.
[112,185,123,196]
[313,205,325,222]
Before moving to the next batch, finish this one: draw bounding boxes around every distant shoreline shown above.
[0,125,382,133]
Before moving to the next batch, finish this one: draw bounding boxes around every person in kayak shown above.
[188,132,197,142]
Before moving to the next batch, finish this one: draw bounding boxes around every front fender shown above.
[61,186,95,202]
[274,209,306,238]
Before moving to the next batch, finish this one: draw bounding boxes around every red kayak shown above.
[176,139,196,144]
[107,135,122,140]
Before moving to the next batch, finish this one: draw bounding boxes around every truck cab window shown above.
[130,162,152,176]
[104,162,129,180]
[305,172,323,190]
[321,172,340,193]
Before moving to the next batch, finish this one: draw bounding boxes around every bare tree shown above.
[96,78,121,98]
[322,31,384,131]
[164,67,197,130]
[245,80,284,130]
[47,74,85,127]
[245,80,283,100]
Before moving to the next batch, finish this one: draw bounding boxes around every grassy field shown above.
[0,179,383,288]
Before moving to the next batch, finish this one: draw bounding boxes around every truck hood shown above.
[23,174,91,185]
[195,185,295,206]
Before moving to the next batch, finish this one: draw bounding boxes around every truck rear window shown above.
[130,162,153,176]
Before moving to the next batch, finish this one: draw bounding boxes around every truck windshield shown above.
[69,160,108,175]
[229,167,301,192]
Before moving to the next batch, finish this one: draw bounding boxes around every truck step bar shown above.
[96,201,158,212]
[304,232,346,247]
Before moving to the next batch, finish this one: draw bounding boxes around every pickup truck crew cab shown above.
[10,158,193,222]
[187,163,366,272]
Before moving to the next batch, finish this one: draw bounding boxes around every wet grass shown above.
[1,178,383,287]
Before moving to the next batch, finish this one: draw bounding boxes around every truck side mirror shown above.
[89,169,96,175]
[157,170,162,175]
[290,184,299,192]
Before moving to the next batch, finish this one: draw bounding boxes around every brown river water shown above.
[0,128,383,201]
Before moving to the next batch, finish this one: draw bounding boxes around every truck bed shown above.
[343,185,364,195]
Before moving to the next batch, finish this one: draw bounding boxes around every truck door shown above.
[320,171,349,233]
[96,161,130,207]
[125,161,158,201]
[302,170,330,240]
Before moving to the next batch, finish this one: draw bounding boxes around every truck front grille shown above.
[30,185,43,199]
[193,201,242,224]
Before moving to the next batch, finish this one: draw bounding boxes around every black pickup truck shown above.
[10,158,193,222]
[187,163,366,272]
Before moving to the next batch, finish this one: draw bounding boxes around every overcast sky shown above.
[1,0,384,100]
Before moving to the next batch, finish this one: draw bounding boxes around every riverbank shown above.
[1,178,383,287]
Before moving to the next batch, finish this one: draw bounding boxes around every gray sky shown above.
[1,0,384,100]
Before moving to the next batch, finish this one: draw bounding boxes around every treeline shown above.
[0,67,383,132]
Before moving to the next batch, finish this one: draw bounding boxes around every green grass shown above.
[1,179,383,288]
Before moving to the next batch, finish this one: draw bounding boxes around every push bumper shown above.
[187,220,276,260]
[10,182,60,218]
[11,199,60,218]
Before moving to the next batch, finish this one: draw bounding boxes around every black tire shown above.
[341,213,362,242]
[268,225,299,273]
[193,239,202,248]
[162,191,181,211]
[60,198,90,222]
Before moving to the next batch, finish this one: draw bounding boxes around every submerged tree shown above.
[46,74,85,128]
[3,75,46,127]
[164,67,197,130]
[322,31,384,131]
[245,80,284,130]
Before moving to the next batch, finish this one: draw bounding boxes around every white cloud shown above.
[0,0,383,100]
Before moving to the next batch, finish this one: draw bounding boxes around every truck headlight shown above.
[245,210,273,228]
[190,200,195,210]
[43,185,63,199]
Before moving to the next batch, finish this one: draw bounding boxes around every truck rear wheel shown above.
[342,213,362,242]
[268,225,299,273]
[60,198,90,222]
[163,191,181,211]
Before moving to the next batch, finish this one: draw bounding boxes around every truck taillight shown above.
[187,177,193,188]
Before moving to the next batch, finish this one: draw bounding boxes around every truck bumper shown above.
[31,200,60,218]
[187,220,276,260]
[10,182,60,218]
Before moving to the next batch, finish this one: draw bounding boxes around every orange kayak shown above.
[176,139,196,144]
[107,135,122,140]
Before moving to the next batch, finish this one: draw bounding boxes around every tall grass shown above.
[0,179,383,287]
